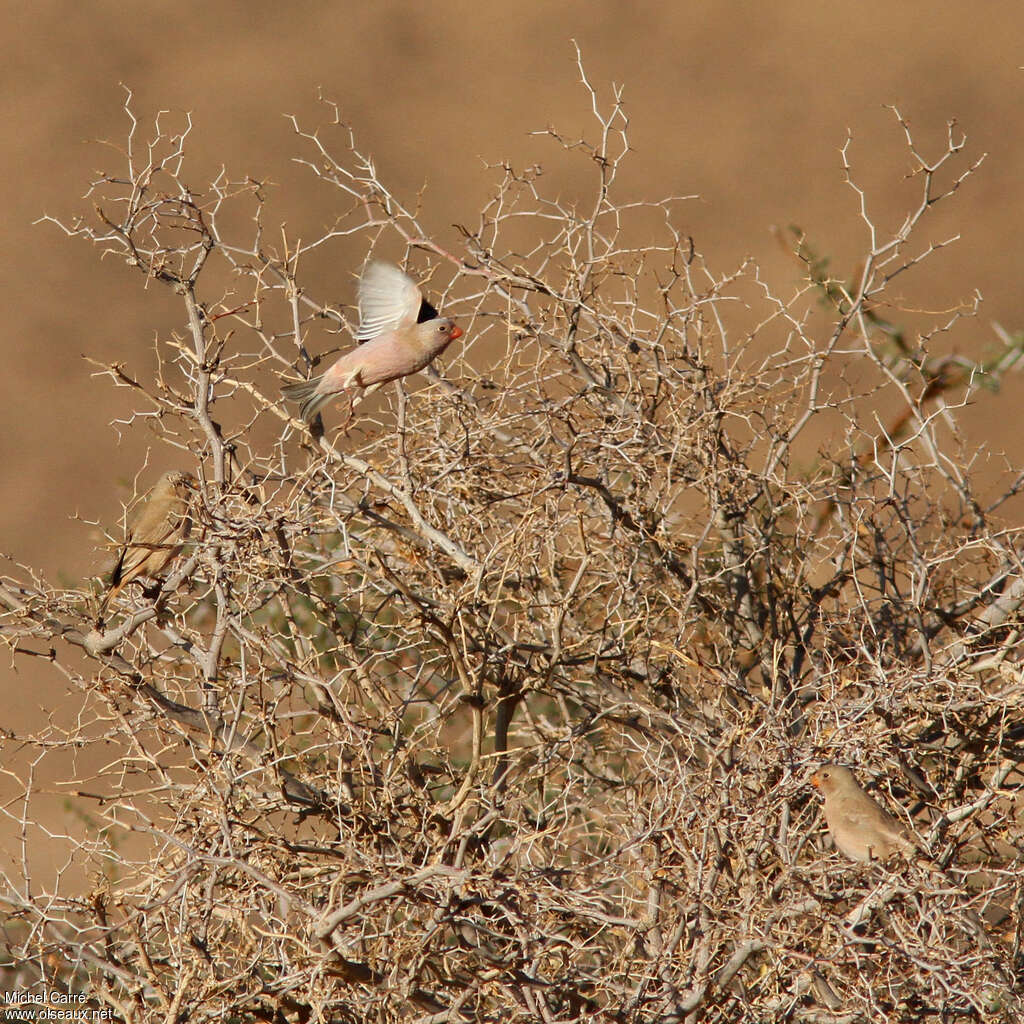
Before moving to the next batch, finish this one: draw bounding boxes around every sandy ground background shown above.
[2,2,1023,876]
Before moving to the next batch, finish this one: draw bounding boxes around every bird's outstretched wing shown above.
[356,261,423,341]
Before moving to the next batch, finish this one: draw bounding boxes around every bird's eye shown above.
[438,323,447,333]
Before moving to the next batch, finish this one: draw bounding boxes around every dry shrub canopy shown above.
[3,67,1024,1021]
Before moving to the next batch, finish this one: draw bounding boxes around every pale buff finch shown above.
[811,763,915,862]
[98,470,196,620]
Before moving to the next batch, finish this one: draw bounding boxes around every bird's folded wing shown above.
[114,507,186,583]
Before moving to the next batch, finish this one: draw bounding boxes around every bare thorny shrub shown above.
[3,59,1024,1021]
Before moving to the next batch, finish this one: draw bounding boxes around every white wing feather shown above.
[356,261,423,341]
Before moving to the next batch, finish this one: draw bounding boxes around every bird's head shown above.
[168,471,198,492]
[810,763,854,796]
[425,318,463,348]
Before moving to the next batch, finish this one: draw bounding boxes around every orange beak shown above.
[810,775,821,789]
[449,326,464,341]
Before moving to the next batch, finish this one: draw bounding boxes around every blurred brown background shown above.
[2,1,1022,851]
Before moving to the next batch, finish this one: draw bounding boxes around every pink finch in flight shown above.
[282,260,463,424]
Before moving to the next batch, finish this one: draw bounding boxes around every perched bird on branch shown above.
[811,763,997,951]
[282,260,463,425]
[97,470,197,620]
[811,763,915,862]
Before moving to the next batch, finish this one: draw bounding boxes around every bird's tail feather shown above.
[281,375,331,424]
[97,583,118,619]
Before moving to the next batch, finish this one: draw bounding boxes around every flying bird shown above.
[98,470,196,620]
[811,763,915,863]
[282,260,463,425]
